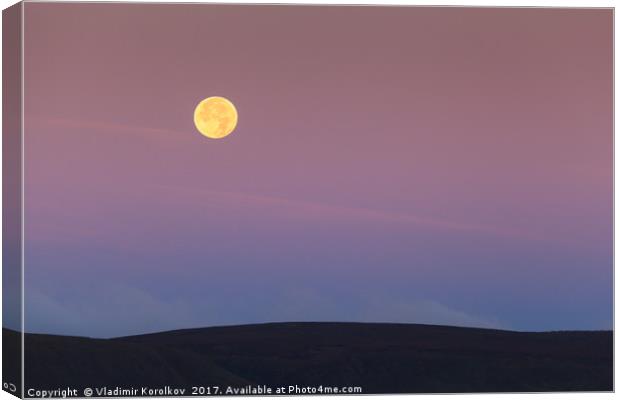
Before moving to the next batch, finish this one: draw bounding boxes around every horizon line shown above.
[5,320,613,340]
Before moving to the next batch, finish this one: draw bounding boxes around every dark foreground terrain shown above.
[4,322,613,395]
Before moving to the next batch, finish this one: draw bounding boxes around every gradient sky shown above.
[19,4,612,338]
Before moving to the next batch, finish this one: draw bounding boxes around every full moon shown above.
[193,96,238,139]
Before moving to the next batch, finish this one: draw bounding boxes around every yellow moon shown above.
[193,96,238,139]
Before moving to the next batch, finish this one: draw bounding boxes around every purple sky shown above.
[20,4,612,337]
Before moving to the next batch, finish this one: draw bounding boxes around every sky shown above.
[16,4,612,338]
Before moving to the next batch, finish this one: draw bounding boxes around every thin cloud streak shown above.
[27,116,582,248]
[157,185,579,246]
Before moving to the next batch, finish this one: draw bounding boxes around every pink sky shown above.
[19,4,612,337]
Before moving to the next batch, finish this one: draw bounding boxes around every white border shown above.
[0,2,615,400]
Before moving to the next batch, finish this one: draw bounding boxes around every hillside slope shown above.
[7,322,613,394]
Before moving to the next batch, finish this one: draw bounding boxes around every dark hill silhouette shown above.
[6,322,613,395]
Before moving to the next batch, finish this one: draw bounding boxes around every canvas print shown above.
[2,2,613,397]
